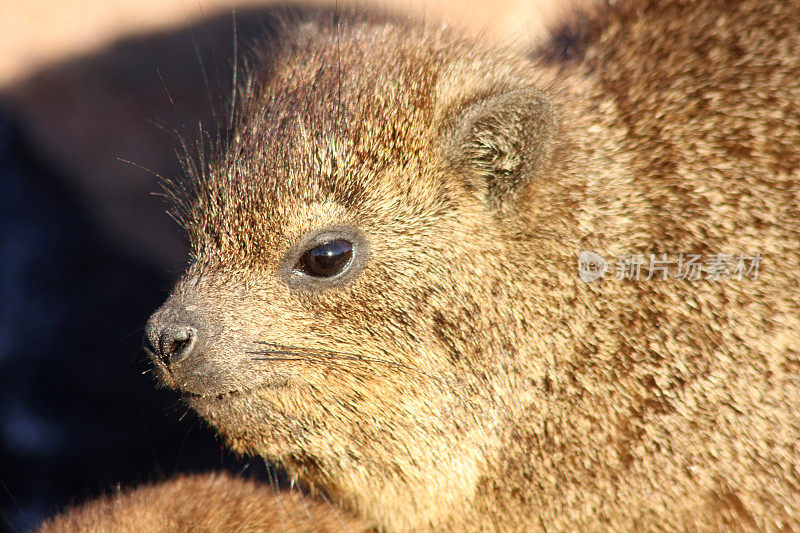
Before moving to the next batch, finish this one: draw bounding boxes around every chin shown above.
[183,388,315,456]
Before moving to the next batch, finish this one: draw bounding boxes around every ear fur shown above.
[444,88,556,210]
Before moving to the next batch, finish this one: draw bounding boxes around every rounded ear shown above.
[443,88,556,210]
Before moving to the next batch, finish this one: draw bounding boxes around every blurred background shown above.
[0,0,561,530]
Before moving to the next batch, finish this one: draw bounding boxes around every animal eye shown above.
[296,239,353,278]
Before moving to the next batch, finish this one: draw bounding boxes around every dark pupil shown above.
[299,239,353,278]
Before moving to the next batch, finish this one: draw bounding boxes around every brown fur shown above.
[47,0,800,530]
[37,472,369,532]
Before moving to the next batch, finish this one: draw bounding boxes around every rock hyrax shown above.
[140,0,799,530]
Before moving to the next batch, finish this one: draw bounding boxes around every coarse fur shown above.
[37,472,369,532]
[45,0,800,530]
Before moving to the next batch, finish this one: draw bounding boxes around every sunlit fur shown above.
[38,472,368,532]
[148,0,800,530]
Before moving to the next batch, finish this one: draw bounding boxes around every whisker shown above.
[117,158,166,182]
[173,425,193,475]
[228,8,238,136]
[188,1,219,136]
[317,487,351,533]
[296,486,315,529]
[253,344,525,445]
[252,353,413,383]
[249,342,448,383]
[262,460,286,533]
[0,477,28,532]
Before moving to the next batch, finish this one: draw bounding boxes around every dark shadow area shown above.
[0,5,355,531]
[0,4,338,272]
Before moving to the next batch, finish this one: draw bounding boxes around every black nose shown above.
[144,321,197,367]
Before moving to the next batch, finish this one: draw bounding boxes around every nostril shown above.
[156,326,196,366]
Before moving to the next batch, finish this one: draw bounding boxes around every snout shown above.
[144,299,200,373]
[144,317,197,367]
[143,298,220,394]
[143,287,287,397]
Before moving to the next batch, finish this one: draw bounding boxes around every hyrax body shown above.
[38,472,368,532]
[47,0,800,530]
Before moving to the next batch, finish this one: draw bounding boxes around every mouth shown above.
[178,373,292,402]
[182,389,241,400]
[144,357,242,400]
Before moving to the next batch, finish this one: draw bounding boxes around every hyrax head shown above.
[144,18,557,525]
